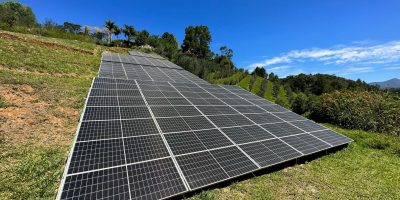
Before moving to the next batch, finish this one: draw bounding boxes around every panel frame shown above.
[59,53,353,199]
[56,78,96,199]
[167,82,262,170]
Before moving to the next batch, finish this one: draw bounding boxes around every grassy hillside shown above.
[0,30,126,199]
[250,76,263,94]
[263,80,275,101]
[0,31,399,199]
[237,75,252,90]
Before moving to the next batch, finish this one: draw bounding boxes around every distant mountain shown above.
[371,78,400,89]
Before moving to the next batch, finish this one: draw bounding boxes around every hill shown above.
[0,31,399,199]
[371,78,400,89]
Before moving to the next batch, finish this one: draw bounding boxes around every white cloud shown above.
[268,65,292,71]
[340,67,375,75]
[247,41,400,69]
[384,66,400,70]
[247,56,290,71]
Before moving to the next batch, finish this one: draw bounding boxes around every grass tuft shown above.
[0,96,13,108]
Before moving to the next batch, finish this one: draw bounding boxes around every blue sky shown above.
[14,0,400,82]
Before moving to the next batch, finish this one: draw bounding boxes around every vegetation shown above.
[0,1,36,27]
[0,30,124,199]
[0,2,399,199]
[315,91,400,136]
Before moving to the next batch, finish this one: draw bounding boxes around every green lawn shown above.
[263,80,275,101]
[213,71,244,85]
[250,76,263,94]
[237,75,252,90]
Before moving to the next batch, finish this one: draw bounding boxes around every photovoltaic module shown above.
[57,51,352,199]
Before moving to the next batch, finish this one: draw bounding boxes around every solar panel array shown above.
[58,51,352,199]
[103,52,181,69]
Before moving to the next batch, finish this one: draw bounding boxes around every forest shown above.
[1,1,399,136]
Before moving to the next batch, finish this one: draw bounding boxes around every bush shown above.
[313,91,400,136]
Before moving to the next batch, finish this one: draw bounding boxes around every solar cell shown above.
[310,130,352,146]
[61,166,130,200]
[83,107,120,121]
[121,119,158,137]
[59,53,353,199]
[124,135,170,163]
[77,120,122,141]
[210,146,258,177]
[164,131,207,155]
[221,127,258,144]
[156,117,191,133]
[127,158,187,200]
[68,139,126,174]
[194,129,233,149]
[176,151,229,189]
[261,122,304,137]
[120,106,151,119]
[240,142,282,167]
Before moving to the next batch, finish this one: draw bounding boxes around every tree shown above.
[252,67,267,78]
[147,35,160,48]
[104,20,116,45]
[43,18,60,29]
[220,46,233,59]
[113,26,121,39]
[268,72,278,81]
[63,22,81,33]
[135,30,149,46]
[122,24,136,46]
[181,25,212,59]
[0,1,37,27]
[159,32,178,59]
[92,27,106,43]
[83,26,90,35]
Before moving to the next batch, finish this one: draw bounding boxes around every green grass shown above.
[188,125,400,199]
[0,145,66,199]
[237,75,252,90]
[0,31,123,199]
[0,95,13,108]
[250,76,263,94]
[276,85,290,108]
[213,71,244,85]
[263,80,275,101]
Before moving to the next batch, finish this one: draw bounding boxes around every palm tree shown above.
[114,26,121,39]
[83,26,90,35]
[123,25,135,46]
[104,20,116,45]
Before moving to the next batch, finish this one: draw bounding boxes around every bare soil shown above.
[0,84,78,147]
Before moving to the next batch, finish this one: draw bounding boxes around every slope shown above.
[0,31,399,199]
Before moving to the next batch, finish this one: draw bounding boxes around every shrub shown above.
[314,91,400,136]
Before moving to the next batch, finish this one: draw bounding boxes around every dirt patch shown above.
[0,84,79,147]
[0,31,93,55]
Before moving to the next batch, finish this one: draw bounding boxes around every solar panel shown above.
[58,52,352,199]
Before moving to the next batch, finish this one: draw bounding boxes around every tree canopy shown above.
[0,1,37,27]
[159,32,179,59]
[181,25,212,59]
[135,30,149,46]
[252,67,267,78]
[63,22,81,33]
